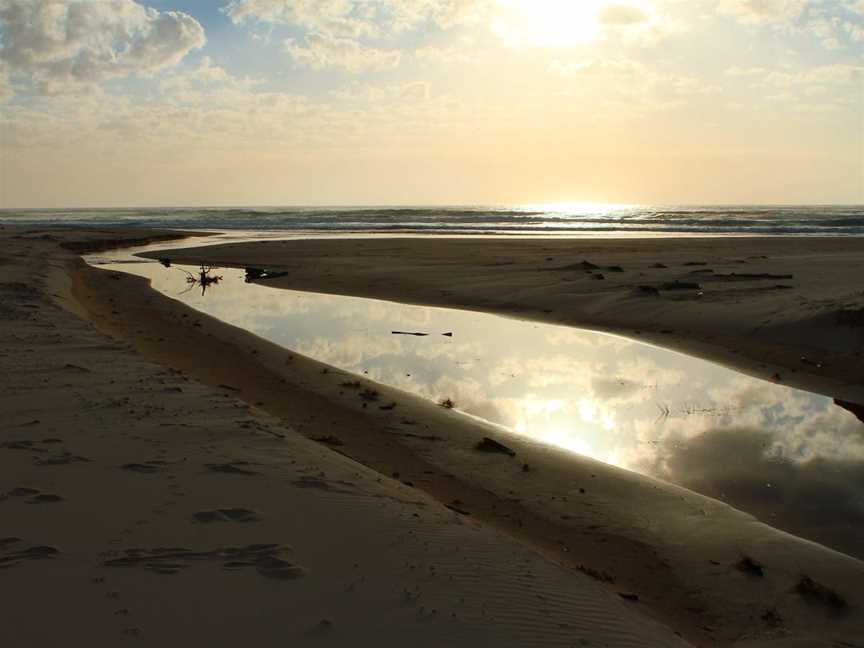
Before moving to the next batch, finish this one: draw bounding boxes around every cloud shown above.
[844,18,864,40]
[225,0,488,36]
[225,0,489,71]
[284,33,401,71]
[719,0,864,50]
[718,0,807,25]
[0,63,12,102]
[598,3,651,25]
[639,425,864,560]
[332,80,432,103]
[225,0,382,38]
[413,44,488,66]
[726,63,863,90]
[0,0,205,95]
[549,57,720,109]
[159,56,231,93]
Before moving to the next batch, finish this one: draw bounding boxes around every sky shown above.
[0,0,861,208]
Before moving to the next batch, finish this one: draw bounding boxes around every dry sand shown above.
[2,227,863,647]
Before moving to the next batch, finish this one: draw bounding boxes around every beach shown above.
[2,227,864,647]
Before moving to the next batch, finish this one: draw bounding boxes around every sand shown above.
[2,227,863,647]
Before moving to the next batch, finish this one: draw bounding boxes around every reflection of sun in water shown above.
[494,0,643,47]
[513,397,618,465]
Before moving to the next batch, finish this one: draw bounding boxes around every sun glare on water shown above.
[494,0,641,47]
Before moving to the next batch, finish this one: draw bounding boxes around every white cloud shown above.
[550,57,720,101]
[598,3,651,25]
[284,32,401,71]
[718,0,807,25]
[226,0,489,71]
[0,0,205,95]
[225,0,488,36]
[0,63,12,102]
[225,0,382,38]
[155,56,270,106]
[726,63,863,88]
[718,0,864,50]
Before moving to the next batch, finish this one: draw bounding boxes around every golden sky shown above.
[1,0,862,207]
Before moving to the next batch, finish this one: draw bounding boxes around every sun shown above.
[494,0,610,48]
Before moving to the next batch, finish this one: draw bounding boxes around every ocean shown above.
[1,204,863,236]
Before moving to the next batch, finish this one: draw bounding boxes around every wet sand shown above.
[2,227,864,647]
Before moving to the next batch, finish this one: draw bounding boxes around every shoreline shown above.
[2,227,863,646]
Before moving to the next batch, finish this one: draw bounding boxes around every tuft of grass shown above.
[439,398,455,409]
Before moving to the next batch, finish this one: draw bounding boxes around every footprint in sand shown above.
[2,440,52,455]
[193,508,260,524]
[3,487,40,499]
[205,462,261,476]
[2,487,63,503]
[28,493,64,504]
[101,544,305,579]
[291,476,357,494]
[0,540,60,568]
[120,463,162,474]
[34,452,90,466]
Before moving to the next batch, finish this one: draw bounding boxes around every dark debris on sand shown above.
[793,575,847,610]
[102,543,305,579]
[735,555,764,577]
[475,437,516,457]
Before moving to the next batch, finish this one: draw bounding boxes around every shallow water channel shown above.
[90,245,864,560]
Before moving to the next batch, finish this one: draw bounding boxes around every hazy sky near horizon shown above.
[0,0,862,208]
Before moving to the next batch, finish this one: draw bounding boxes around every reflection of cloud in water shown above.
[590,376,643,403]
[543,326,627,350]
[330,299,437,328]
[296,334,411,365]
[637,426,864,560]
